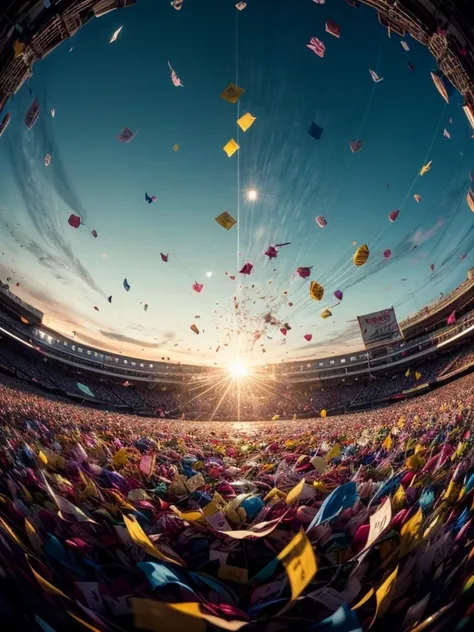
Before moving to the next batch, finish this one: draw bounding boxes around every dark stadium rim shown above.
[1,1,474,132]
[2,0,474,419]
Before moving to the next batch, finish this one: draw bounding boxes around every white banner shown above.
[357,307,402,348]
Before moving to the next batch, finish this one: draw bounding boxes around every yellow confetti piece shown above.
[223,139,240,157]
[237,112,256,132]
[170,506,203,522]
[215,211,237,230]
[25,519,43,557]
[325,443,341,463]
[382,435,393,451]
[285,478,305,505]
[352,587,374,610]
[133,599,248,632]
[277,529,317,600]
[464,573,474,592]
[400,507,423,557]
[68,612,102,632]
[392,485,406,512]
[113,447,129,467]
[123,514,184,566]
[27,556,71,599]
[309,280,324,301]
[375,566,399,618]
[0,515,29,552]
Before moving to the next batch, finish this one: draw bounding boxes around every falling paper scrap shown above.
[350,140,363,153]
[388,210,399,222]
[401,41,410,51]
[239,263,253,275]
[325,20,341,38]
[220,82,245,104]
[297,267,312,279]
[44,154,51,167]
[110,26,123,44]
[192,282,203,293]
[316,216,327,228]
[25,99,40,130]
[237,112,256,132]
[190,324,199,335]
[265,246,278,260]
[68,214,81,228]
[160,253,168,262]
[123,278,131,292]
[307,37,325,58]
[235,2,247,10]
[308,122,323,140]
[215,211,237,230]
[117,127,137,143]
[414,194,421,203]
[171,0,183,9]
[145,192,156,204]
[173,144,180,151]
[223,139,240,157]
[354,244,370,266]
[443,129,451,139]
[309,281,324,301]
[168,61,183,87]
[420,161,432,176]
[369,69,383,82]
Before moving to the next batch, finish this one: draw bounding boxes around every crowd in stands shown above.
[3,335,474,420]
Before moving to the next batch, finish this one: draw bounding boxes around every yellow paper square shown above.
[277,529,317,600]
[286,478,305,505]
[223,139,240,157]
[237,112,256,131]
[215,211,237,230]
[133,599,205,632]
[375,566,398,618]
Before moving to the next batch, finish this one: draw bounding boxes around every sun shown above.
[229,362,249,378]
[246,189,258,201]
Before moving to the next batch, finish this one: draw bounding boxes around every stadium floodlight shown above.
[229,362,248,378]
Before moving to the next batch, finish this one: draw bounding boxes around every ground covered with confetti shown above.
[1,373,474,631]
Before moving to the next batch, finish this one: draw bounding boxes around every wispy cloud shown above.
[5,107,105,298]
[410,219,444,246]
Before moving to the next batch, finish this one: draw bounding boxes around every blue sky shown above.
[0,0,473,367]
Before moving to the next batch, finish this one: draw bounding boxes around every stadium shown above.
[1,1,474,631]
[3,269,474,420]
